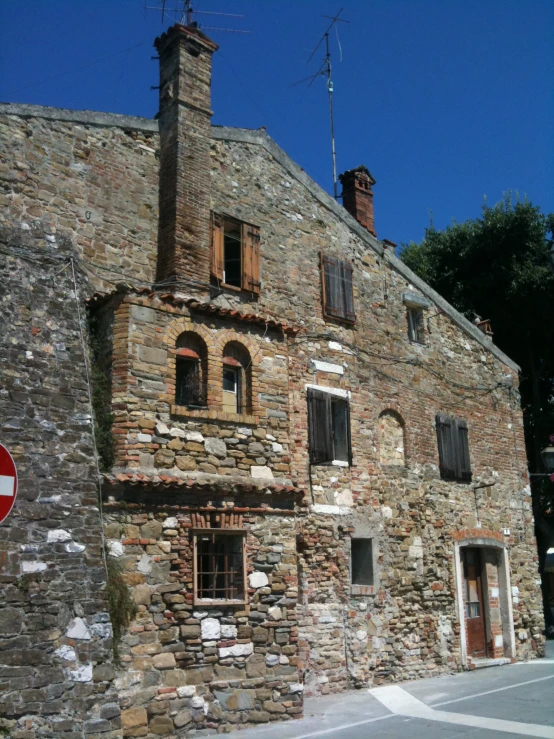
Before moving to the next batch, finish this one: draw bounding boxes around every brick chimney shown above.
[339,166,377,237]
[154,24,218,291]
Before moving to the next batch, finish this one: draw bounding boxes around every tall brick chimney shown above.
[339,166,377,237]
[154,24,218,290]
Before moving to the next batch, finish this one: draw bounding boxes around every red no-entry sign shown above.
[0,443,18,524]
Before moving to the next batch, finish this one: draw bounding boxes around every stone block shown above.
[175,455,196,471]
[153,652,176,669]
[141,520,162,539]
[205,437,227,458]
[148,716,174,736]
[134,585,151,606]
[174,709,192,728]
[121,707,148,731]
[201,617,221,640]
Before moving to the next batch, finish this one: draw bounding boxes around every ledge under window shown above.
[171,405,258,425]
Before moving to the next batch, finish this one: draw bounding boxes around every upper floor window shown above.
[222,341,251,415]
[307,387,352,465]
[175,332,207,408]
[407,307,425,343]
[321,254,355,323]
[435,414,472,483]
[211,214,260,294]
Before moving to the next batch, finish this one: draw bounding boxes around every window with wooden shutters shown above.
[307,387,352,466]
[321,254,356,322]
[210,213,260,294]
[436,414,472,482]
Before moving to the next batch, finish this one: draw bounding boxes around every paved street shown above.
[225,642,554,739]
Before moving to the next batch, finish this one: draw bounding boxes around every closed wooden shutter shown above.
[456,419,472,482]
[211,214,224,281]
[307,388,333,464]
[322,255,344,319]
[341,261,356,322]
[241,223,261,294]
[436,413,456,480]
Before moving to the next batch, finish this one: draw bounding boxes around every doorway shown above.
[462,547,487,657]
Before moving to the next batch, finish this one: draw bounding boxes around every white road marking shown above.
[369,684,554,738]
[432,674,554,707]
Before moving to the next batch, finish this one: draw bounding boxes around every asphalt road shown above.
[224,642,554,739]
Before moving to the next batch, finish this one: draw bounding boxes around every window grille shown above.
[193,530,246,604]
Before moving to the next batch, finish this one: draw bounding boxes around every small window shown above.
[211,214,260,294]
[321,255,356,323]
[222,365,240,414]
[351,539,374,586]
[174,332,207,408]
[307,387,352,465]
[222,341,251,415]
[194,530,246,604]
[436,414,472,483]
[407,307,425,343]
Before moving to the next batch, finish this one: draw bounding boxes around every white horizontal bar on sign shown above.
[0,475,15,497]
[311,359,344,375]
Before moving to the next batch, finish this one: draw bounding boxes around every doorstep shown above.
[469,657,512,669]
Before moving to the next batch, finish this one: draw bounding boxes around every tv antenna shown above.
[146,0,250,34]
[292,8,349,199]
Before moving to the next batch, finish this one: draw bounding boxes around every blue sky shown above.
[1,0,552,246]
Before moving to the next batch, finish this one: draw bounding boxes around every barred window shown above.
[174,332,207,408]
[193,530,247,604]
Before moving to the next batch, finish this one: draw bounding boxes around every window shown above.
[193,530,246,604]
[222,341,251,415]
[351,539,374,586]
[211,214,260,294]
[321,254,355,323]
[307,387,352,465]
[435,414,472,482]
[222,365,240,414]
[407,307,425,343]
[174,332,207,408]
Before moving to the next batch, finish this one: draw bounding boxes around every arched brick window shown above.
[378,410,405,466]
[222,341,251,414]
[175,332,208,408]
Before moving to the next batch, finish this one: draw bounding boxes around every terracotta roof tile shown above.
[103,471,299,496]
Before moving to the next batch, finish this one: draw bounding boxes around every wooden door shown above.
[462,548,487,657]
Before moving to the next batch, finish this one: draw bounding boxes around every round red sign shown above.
[0,443,18,525]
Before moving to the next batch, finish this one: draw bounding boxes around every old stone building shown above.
[0,21,545,739]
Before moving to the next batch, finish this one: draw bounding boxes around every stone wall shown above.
[0,225,120,738]
[102,490,302,735]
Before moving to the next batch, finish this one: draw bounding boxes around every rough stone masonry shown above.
[0,20,545,739]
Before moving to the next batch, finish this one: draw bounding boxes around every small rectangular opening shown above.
[175,357,205,407]
[351,538,374,586]
[223,219,242,288]
[195,531,245,603]
[222,365,241,414]
[331,397,349,463]
[407,307,425,343]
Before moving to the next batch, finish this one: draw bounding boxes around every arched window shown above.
[222,341,251,414]
[175,332,208,408]
[378,410,405,466]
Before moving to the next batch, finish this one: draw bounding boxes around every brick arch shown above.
[163,319,216,408]
[374,405,410,466]
[213,330,262,414]
[163,318,215,351]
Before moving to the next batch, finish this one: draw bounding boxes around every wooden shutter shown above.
[241,223,261,294]
[211,214,224,281]
[307,388,333,464]
[456,419,472,482]
[436,414,456,480]
[341,261,356,322]
[322,255,344,319]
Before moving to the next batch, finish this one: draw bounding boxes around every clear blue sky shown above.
[1,0,552,246]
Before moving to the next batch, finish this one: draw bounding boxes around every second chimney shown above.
[155,24,218,291]
[339,166,377,237]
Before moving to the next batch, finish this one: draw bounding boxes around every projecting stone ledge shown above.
[103,469,301,498]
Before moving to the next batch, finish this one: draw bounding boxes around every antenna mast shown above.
[295,8,349,199]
